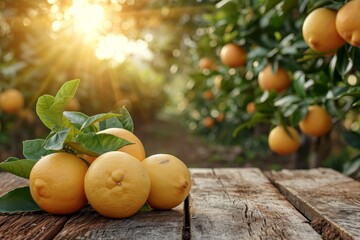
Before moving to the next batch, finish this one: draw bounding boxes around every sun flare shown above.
[68,1,105,35]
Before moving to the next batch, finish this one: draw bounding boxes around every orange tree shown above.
[180,0,360,174]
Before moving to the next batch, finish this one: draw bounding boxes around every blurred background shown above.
[0,0,359,176]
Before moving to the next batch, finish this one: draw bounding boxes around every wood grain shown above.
[266,168,360,240]
[53,206,184,239]
[0,172,69,240]
[189,168,321,240]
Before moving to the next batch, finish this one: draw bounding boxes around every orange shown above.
[258,65,291,92]
[85,128,146,163]
[84,151,151,218]
[268,125,300,155]
[299,105,332,137]
[142,154,191,210]
[220,43,246,68]
[0,89,24,114]
[202,117,214,128]
[18,108,36,124]
[199,57,216,70]
[216,112,225,122]
[246,102,255,113]
[29,152,88,215]
[336,0,360,46]
[202,90,214,101]
[302,8,345,52]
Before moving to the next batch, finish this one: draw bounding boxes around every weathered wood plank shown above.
[0,172,69,240]
[190,168,321,240]
[0,172,29,195]
[53,205,184,239]
[266,168,360,240]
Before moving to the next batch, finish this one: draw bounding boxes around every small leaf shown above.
[116,106,134,132]
[81,113,121,130]
[36,79,80,130]
[99,117,123,130]
[139,203,152,212]
[23,139,54,160]
[63,111,89,127]
[44,128,70,151]
[0,158,37,179]
[0,187,41,213]
[274,95,301,107]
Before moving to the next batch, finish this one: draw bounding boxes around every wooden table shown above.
[0,168,359,240]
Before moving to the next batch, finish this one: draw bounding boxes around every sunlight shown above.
[95,34,154,65]
[68,0,105,35]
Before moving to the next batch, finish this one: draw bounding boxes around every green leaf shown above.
[73,132,133,155]
[81,113,121,130]
[292,72,307,97]
[343,131,360,150]
[36,79,80,130]
[274,95,301,107]
[44,128,70,151]
[63,111,89,127]
[336,46,352,77]
[99,117,123,130]
[23,139,51,160]
[139,203,152,212]
[0,158,37,179]
[0,187,41,213]
[116,106,134,132]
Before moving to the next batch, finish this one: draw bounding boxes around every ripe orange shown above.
[199,57,216,70]
[258,65,291,92]
[246,102,255,113]
[29,152,88,215]
[0,89,24,114]
[299,105,332,137]
[84,151,151,218]
[336,0,360,46]
[216,112,225,122]
[85,128,146,163]
[202,90,214,101]
[65,98,80,111]
[220,43,247,68]
[202,117,215,128]
[268,125,300,155]
[18,108,36,124]
[142,154,191,210]
[302,8,345,52]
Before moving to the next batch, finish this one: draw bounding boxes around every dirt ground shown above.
[135,114,294,170]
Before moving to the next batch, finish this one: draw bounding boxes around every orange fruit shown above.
[216,112,225,122]
[268,125,300,155]
[29,152,88,215]
[18,108,36,124]
[258,65,291,92]
[84,128,146,163]
[84,151,151,218]
[199,57,216,70]
[202,90,214,101]
[142,154,191,210]
[0,89,24,114]
[302,8,345,52]
[299,105,332,137]
[65,98,80,111]
[336,0,360,46]
[246,102,255,113]
[220,43,247,68]
[202,117,214,128]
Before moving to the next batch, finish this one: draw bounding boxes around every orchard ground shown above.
[135,113,295,170]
